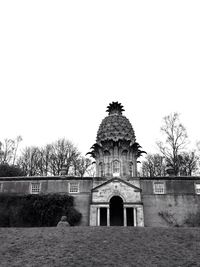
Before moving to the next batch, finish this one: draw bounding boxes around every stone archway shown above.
[110,196,123,226]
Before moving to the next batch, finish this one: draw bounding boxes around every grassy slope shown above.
[0,227,200,267]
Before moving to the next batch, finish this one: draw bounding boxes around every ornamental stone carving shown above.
[87,102,146,179]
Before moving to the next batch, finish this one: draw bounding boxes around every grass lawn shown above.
[0,227,200,267]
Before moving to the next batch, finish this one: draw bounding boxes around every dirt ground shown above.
[0,227,200,267]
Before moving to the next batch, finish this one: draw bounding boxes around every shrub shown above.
[0,194,82,227]
[0,163,25,177]
[66,206,82,226]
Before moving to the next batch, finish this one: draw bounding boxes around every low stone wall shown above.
[142,194,200,227]
[0,177,93,226]
[73,193,91,226]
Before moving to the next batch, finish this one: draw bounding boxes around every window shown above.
[30,183,41,194]
[104,151,110,177]
[104,150,110,156]
[153,182,165,194]
[69,182,79,193]
[129,162,133,177]
[122,150,128,157]
[113,160,120,177]
[195,183,200,194]
[122,149,128,160]
[0,183,3,192]
[99,162,104,177]
[105,163,110,177]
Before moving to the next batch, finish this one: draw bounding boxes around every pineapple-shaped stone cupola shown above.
[87,102,145,179]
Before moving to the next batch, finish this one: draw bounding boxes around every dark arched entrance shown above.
[110,196,123,226]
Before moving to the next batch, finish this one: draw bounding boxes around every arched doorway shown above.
[110,196,123,226]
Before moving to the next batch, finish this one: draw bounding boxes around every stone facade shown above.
[90,178,144,226]
[1,176,200,226]
[88,102,144,179]
[141,177,200,227]
[87,102,145,225]
[0,102,200,227]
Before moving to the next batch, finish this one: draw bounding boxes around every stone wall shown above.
[142,194,200,227]
[74,193,91,226]
[1,176,200,227]
[0,177,93,226]
[140,177,200,227]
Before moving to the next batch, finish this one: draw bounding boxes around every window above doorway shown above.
[113,160,120,177]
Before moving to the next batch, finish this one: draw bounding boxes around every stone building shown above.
[88,102,145,226]
[0,102,200,227]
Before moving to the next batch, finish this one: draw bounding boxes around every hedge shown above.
[0,194,82,227]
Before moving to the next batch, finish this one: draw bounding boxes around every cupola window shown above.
[99,162,104,177]
[122,150,128,157]
[103,150,110,176]
[113,160,120,177]
[129,162,133,177]
[104,150,110,156]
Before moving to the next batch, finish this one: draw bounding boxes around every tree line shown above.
[1,112,199,177]
[141,113,199,177]
[0,137,94,177]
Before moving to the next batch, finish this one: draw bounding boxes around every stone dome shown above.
[96,102,136,144]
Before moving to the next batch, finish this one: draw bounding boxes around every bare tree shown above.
[18,139,80,176]
[18,146,43,176]
[0,136,23,165]
[0,139,15,164]
[141,154,167,177]
[0,142,4,163]
[179,151,199,176]
[48,138,80,175]
[39,145,52,176]
[157,113,188,175]
[71,156,92,177]
[85,163,96,177]
[12,136,23,165]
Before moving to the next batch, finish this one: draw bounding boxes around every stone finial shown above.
[106,102,125,115]
[60,164,67,176]
[166,166,175,176]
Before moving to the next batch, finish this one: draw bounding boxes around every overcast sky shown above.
[0,1,200,157]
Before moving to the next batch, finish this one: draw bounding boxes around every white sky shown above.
[0,1,200,157]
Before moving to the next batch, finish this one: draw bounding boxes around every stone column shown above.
[137,207,144,227]
[123,207,127,226]
[107,207,110,226]
[133,208,137,227]
[97,207,100,226]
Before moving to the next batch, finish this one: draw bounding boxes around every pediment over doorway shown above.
[92,178,142,203]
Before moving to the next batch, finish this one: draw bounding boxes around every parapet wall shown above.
[140,177,200,227]
[0,176,93,226]
[1,176,200,227]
